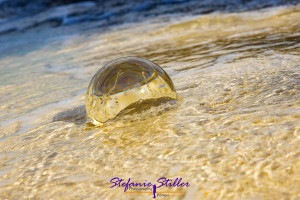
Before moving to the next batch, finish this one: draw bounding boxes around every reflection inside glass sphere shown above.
[86,57,177,125]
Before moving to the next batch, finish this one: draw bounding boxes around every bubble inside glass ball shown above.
[86,57,177,125]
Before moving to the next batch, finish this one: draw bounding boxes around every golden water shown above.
[0,5,299,200]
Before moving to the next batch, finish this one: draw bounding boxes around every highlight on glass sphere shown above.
[86,57,177,125]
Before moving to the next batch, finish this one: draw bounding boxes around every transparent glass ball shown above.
[86,57,177,125]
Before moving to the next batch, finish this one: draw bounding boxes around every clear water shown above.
[0,4,300,200]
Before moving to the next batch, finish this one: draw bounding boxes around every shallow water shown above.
[0,4,300,200]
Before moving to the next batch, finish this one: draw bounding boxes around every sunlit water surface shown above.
[0,5,299,200]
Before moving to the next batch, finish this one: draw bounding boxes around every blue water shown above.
[1,0,300,35]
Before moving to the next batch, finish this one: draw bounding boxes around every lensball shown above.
[86,57,177,125]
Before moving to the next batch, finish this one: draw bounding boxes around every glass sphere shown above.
[86,57,177,125]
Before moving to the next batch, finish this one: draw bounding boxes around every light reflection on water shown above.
[0,5,300,200]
